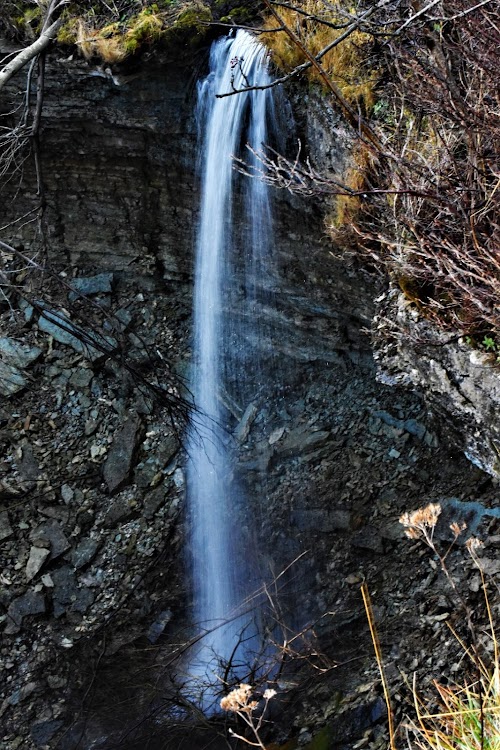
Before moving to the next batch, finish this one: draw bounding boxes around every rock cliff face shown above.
[1,39,499,750]
[373,288,500,478]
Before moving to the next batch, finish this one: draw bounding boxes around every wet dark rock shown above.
[143,485,167,519]
[68,272,114,301]
[40,506,71,524]
[30,520,71,560]
[351,528,384,554]
[25,546,51,581]
[30,719,64,747]
[4,590,46,634]
[0,337,42,369]
[147,608,173,643]
[103,496,135,527]
[71,538,101,569]
[329,697,387,745]
[0,360,27,396]
[328,510,352,531]
[278,428,331,458]
[51,566,95,618]
[292,509,329,531]
[103,413,143,493]
[0,511,13,542]
[19,443,40,481]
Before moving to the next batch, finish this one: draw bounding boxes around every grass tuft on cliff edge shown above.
[0,1,216,62]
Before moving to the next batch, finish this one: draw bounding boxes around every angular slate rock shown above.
[38,307,117,362]
[51,566,94,617]
[70,537,101,569]
[4,590,46,634]
[68,272,114,301]
[0,511,13,542]
[0,360,26,396]
[0,337,42,369]
[30,520,70,560]
[103,413,142,493]
[25,546,50,581]
[31,720,64,748]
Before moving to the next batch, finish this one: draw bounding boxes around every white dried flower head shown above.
[263,688,277,700]
[450,521,467,537]
[465,536,484,554]
[400,503,441,537]
[404,527,421,539]
[220,684,256,713]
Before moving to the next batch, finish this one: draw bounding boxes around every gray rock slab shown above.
[4,590,46,634]
[31,720,64,748]
[19,443,40,481]
[143,486,166,519]
[403,418,427,440]
[0,337,42,368]
[68,272,114,300]
[25,546,50,581]
[147,609,172,643]
[278,428,331,458]
[103,414,142,493]
[70,537,101,569]
[234,402,258,443]
[51,566,94,617]
[0,511,13,542]
[69,368,93,388]
[352,528,384,553]
[30,520,70,560]
[38,308,116,361]
[0,360,26,396]
[103,496,134,527]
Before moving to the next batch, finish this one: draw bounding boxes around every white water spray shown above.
[186,30,275,699]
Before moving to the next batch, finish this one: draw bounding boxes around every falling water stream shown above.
[186,30,275,701]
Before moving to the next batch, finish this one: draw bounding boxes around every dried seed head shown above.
[220,684,256,713]
[400,503,442,537]
[450,521,467,537]
[465,536,484,554]
[405,527,421,539]
[263,688,277,700]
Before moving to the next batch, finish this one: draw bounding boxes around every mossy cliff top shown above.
[0,1,261,64]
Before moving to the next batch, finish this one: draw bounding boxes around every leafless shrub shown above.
[252,0,499,337]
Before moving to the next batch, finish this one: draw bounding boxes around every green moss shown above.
[15,5,41,35]
[57,18,78,45]
[124,7,164,47]
[173,3,211,31]
[52,0,212,59]
[225,6,254,23]
[303,726,333,750]
[166,2,211,46]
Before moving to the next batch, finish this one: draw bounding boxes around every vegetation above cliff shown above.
[255,0,499,343]
[1,1,498,343]
[1,0,216,62]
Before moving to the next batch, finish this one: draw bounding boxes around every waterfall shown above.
[186,30,275,702]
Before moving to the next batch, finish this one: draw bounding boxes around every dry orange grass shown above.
[261,0,378,112]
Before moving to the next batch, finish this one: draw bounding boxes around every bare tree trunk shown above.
[0,20,61,93]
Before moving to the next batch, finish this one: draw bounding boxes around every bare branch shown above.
[0,19,61,92]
